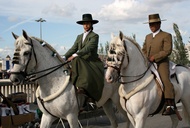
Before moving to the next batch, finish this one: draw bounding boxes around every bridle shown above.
[106,40,129,76]
[106,39,152,84]
[11,38,69,82]
[11,38,37,78]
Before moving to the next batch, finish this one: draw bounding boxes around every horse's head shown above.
[105,31,128,83]
[105,31,148,84]
[10,30,37,85]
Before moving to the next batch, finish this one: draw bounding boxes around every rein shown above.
[119,62,152,84]
[25,61,70,81]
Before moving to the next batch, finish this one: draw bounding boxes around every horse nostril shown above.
[108,76,111,80]
[14,78,20,83]
[10,77,21,85]
[106,76,113,83]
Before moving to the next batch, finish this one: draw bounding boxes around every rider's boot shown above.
[77,87,97,112]
[82,97,97,111]
[162,99,176,115]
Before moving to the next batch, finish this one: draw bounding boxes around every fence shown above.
[0,79,38,103]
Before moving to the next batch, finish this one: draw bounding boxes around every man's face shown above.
[149,22,161,33]
[83,22,92,32]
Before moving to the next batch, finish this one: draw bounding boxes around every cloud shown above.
[0,47,14,58]
[97,0,188,24]
[94,0,190,45]
[7,16,19,22]
[1,17,37,34]
[51,44,68,55]
[42,3,76,17]
[0,0,190,59]
[0,0,77,24]
[97,0,148,23]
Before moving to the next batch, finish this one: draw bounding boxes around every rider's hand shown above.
[149,56,154,62]
[67,56,75,61]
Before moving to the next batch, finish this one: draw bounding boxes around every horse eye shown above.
[109,50,116,54]
[23,51,30,56]
[107,57,112,61]
[107,57,114,62]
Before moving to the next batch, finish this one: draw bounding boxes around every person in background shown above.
[64,13,104,107]
[142,13,175,115]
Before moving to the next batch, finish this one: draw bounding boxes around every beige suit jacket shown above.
[142,30,172,63]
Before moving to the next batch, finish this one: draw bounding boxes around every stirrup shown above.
[82,102,97,112]
[77,87,86,95]
[162,106,175,115]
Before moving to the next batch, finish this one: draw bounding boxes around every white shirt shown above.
[82,30,91,42]
[153,29,160,38]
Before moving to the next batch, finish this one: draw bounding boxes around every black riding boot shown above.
[162,99,176,115]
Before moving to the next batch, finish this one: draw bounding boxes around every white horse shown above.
[105,31,190,128]
[9,30,129,128]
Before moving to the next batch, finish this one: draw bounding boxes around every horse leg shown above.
[40,114,56,128]
[66,113,80,128]
[170,114,179,128]
[119,96,134,127]
[133,114,148,128]
[111,93,130,128]
[114,102,130,128]
[181,99,190,126]
[102,99,118,128]
[122,98,148,128]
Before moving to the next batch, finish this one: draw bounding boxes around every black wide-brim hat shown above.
[76,13,99,25]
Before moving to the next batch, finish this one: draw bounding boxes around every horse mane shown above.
[124,36,141,50]
[31,36,65,63]
[124,36,148,65]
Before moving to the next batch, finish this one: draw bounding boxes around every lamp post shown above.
[35,18,46,39]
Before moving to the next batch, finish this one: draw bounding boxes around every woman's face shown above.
[149,22,161,33]
[83,22,92,32]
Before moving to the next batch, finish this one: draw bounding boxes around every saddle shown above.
[150,61,179,91]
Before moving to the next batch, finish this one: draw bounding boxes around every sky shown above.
[0,0,190,59]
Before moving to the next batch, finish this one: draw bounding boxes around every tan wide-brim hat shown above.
[76,13,99,25]
[144,13,166,24]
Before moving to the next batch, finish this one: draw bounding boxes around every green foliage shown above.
[99,43,104,54]
[105,41,109,55]
[170,23,190,66]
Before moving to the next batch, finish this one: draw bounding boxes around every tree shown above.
[170,23,190,66]
[105,41,109,55]
[99,43,104,55]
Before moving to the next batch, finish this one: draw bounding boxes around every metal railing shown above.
[0,79,38,103]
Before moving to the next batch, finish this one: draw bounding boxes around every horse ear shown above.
[12,32,19,39]
[111,33,115,39]
[22,30,29,40]
[119,31,124,41]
